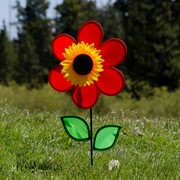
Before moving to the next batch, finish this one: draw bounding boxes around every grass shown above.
[0,84,179,179]
[0,83,180,117]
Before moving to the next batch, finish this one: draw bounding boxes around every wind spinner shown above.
[49,20,127,165]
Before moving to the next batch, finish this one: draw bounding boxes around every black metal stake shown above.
[90,107,93,165]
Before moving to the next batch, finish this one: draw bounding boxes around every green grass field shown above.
[0,85,179,179]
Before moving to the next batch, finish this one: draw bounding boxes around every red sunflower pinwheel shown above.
[49,20,127,109]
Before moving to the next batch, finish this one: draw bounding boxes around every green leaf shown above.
[93,125,121,151]
[60,115,90,141]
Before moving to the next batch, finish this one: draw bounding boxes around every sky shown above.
[0,0,115,39]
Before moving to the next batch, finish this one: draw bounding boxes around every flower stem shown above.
[90,107,93,165]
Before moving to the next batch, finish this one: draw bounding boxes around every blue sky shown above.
[0,0,115,39]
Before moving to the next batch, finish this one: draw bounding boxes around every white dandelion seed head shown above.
[108,160,120,171]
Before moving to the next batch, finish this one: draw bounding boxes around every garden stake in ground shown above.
[49,20,127,165]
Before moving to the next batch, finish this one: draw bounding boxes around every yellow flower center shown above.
[61,41,104,86]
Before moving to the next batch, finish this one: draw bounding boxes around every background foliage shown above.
[0,0,179,96]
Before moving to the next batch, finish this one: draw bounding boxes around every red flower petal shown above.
[72,85,99,109]
[49,65,72,92]
[100,38,127,67]
[52,34,76,61]
[77,21,103,48]
[96,67,125,96]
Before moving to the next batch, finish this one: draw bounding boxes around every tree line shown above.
[0,0,179,98]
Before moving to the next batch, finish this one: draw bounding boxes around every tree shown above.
[114,0,180,97]
[15,0,52,88]
[99,3,124,41]
[0,22,17,85]
[15,31,45,88]
[54,0,124,40]
[54,0,99,36]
